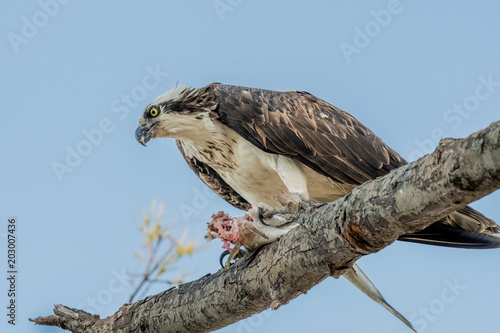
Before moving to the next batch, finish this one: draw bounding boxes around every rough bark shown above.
[31,121,500,333]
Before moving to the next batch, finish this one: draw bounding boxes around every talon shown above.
[224,245,242,269]
[302,199,327,209]
[257,205,297,228]
[219,250,230,268]
[258,207,271,226]
[219,247,248,268]
[275,216,297,228]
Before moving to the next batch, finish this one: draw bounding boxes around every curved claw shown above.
[219,250,230,268]
[275,217,297,228]
[227,245,241,269]
[219,246,246,269]
[258,207,296,228]
[258,207,270,226]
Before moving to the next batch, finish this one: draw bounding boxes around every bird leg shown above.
[206,207,299,269]
[257,207,297,228]
[255,190,328,228]
[254,202,298,228]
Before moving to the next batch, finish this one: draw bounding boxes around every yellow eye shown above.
[149,107,159,117]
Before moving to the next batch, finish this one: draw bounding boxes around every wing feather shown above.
[211,83,405,185]
[182,82,498,244]
[191,83,500,240]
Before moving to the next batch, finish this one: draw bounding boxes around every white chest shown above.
[177,118,350,206]
[179,121,289,205]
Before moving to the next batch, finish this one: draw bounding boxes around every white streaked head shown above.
[135,83,218,146]
[151,83,194,105]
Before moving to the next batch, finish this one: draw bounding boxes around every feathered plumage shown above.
[135,82,500,331]
[137,83,499,247]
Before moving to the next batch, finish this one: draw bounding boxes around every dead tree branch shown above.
[31,121,500,332]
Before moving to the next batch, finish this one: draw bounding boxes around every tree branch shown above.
[31,121,500,332]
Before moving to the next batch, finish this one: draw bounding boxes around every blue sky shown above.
[2,1,500,332]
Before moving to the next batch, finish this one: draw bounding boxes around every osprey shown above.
[135,83,500,330]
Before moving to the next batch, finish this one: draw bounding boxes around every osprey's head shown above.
[135,84,218,146]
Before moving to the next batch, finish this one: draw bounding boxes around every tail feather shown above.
[341,206,497,330]
[398,221,500,249]
[398,205,500,249]
[342,264,416,332]
[447,206,499,233]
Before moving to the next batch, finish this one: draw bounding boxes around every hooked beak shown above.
[135,124,154,146]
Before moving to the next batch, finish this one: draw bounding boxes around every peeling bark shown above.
[31,121,500,333]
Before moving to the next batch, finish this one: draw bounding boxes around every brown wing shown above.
[206,83,500,246]
[210,83,405,185]
[176,140,251,211]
